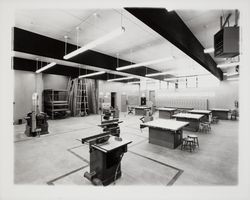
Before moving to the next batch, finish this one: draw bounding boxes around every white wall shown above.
[149,80,239,110]
[43,74,69,90]
[98,80,140,111]
[98,79,239,111]
[13,70,69,123]
[14,70,43,123]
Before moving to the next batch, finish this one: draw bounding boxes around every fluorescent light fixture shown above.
[166,8,174,12]
[227,77,239,81]
[64,27,125,60]
[78,71,105,78]
[224,72,239,77]
[116,56,174,71]
[146,71,171,77]
[107,76,134,82]
[217,62,240,68]
[204,47,214,53]
[36,62,56,73]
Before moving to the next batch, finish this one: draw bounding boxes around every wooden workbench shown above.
[156,107,177,119]
[172,113,204,132]
[141,119,189,149]
[187,109,212,122]
[210,108,230,120]
[134,106,151,116]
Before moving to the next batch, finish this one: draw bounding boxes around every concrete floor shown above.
[14,112,238,186]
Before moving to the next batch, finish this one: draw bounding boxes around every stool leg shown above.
[181,140,186,150]
[196,138,199,148]
[189,141,192,152]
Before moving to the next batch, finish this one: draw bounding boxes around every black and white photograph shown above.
[0,0,250,199]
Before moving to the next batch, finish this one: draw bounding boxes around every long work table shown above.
[141,119,189,149]
[210,108,230,120]
[156,107,177,119]
[134,106,151,116]
[172,113,204,132]
[187,109,212,122]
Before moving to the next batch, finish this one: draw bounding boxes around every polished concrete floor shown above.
[14,112,238,186]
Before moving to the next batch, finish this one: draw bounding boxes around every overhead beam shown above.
[13,57,124,80]
[125,8,223,80]
[13,27,161,79]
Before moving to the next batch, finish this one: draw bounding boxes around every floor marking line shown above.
[128,150,184,185]
[67,149,90,164]
[46,165,88,185]
[167,170,184,186]
[14,126,95,143]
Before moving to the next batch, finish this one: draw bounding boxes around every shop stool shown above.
[199,122,211,133]
[181,137,195,152]
[188,134,199,148]
[211,116,219,124]
[181,137,188,150]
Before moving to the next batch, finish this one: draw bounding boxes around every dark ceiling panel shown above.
[125,8,223,80]
[13,57,124,80]
[119,78,140,83]
[13,27,160,78]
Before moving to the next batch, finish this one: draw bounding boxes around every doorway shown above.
[111,92,117,108]
[149,90,156,106]
[121,94,127,112]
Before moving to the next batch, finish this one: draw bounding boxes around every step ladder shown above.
[76,78,89,116]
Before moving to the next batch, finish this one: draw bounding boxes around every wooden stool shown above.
[181,137,188,150]
[199,122,211,133]
[188,134,199,148]
[181,137,195,152]
[211,116,219,124]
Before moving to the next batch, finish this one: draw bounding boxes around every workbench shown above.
[156,107,177,119]
[134,106,151,116]
[187,109,212,122]
[172,113,204,132]
[141,119,189,149]
[210,108,230,120]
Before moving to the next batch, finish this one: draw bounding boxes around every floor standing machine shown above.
[24,93,49,137]
[81,132,131,186]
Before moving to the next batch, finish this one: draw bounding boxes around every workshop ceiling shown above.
[14,8,235,80]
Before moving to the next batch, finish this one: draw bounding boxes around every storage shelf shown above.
[43,89,69,119]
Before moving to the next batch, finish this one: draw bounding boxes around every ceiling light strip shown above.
[217,62,240,68]
[107,76,134,82]
[35,62,56,73]
[116,56,174,71]
[63,27,125,60]
[224,72,239,77]
[78,71,105,78]
[204,47,214,54]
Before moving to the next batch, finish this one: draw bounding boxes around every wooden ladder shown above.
[75,79,89,116]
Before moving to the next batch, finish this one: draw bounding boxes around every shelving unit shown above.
[43,89,69,119]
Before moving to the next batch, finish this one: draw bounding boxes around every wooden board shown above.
[172,113,204,120]
[142,119,189,131]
